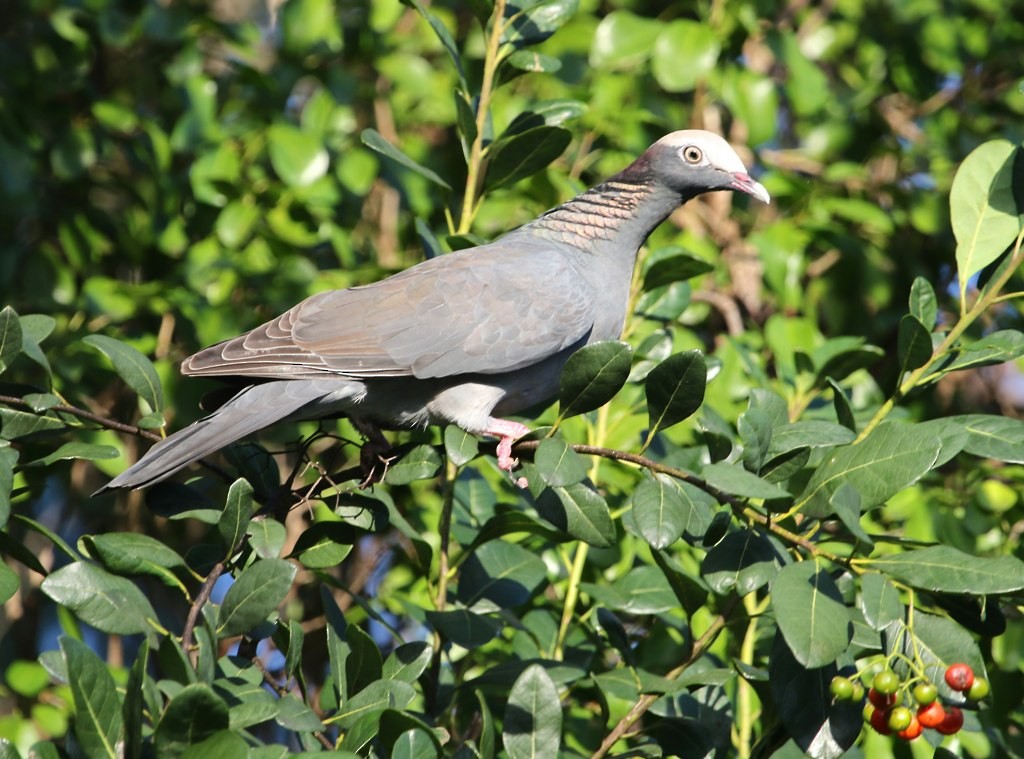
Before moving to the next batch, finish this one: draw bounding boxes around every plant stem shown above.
[856,230,1024,443]
[591,597,740,759]
[457,0,507,234]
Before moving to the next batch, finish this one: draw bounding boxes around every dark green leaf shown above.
[361,128,452,191]
[382,641,433,684]
[26,441,119,466]
[829,483,872,546]
[868,545,1024,594]
[828,378,856,432]
[701,463,790,500]
[933,329,1024,376]
[218,558,297,637]
[535,482,615,547]
[798,422,941,518]
[275,692,325,732]
[404,0,465,82]
[458,540,547,609]
[767,421,856,460]
[385,444,442,485]
[82,532,185,580]
[248,518,287,559]
[330,679,416,729]
[884,613,986,702]
[0,306,22,374]
[154,683,230,756]
[218,478,253,557]
[701,531,780,595]
[859,573,902,631]
[425,608,502,648]
[123,640,149,759]
[631,473,690,549]
[558,340,632,419]
[738,407,773,473]
[291,522,355,569]
[645,350,706,436]
[83,334,163,413]
[909,276,938,328]
[952,414,1024,463]
[42,563,158,636]
[503,664,562,759]
[505,50,562,74]
[485,126,571,191]
[346,623,383,694]
[0,447,18,529]
[444,425,478,467]
[0,408,66,439]
[897,314,933,372]
[60,636,123,759]
[503,0,579,46]
[19,313,56,374]
[641,251,714,290]
[534,437,587,487]
[321,586,350,704]
[771,560,851,668]
[454,90,477,148]
[0,563,17,603]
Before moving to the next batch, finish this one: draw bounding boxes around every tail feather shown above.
[98,380,358,491]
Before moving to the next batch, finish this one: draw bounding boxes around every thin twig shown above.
[0,394,163,442]
[591,597,741,759]
[182,560,225,655]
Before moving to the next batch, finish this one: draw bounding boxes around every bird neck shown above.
[522,160,687,254]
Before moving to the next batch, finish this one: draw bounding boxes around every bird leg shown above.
[484,418,531,488]
[349,416,395,488]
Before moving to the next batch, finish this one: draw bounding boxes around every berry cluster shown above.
[830,663,988,741]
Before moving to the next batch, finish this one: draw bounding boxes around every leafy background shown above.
[1,0,1023,757]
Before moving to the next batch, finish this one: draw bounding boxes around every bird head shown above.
[647,130,770,205]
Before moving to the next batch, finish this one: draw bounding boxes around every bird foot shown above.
[487,418,531,489]
[350,416,395,488]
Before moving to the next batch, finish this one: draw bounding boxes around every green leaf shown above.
[385,444,442,485]
[154,683,230,756]
[505,50,562,74]
[0,306,23,374]
[503,0,579,47]
[291,522,355,569]
[701,531,780,595]
[379,710,445,759]
[534,438,587,487]
[275,692,325,732]
[828,378,856,432]
[404,0,465,82]
[950,139,1023,302]
[932,330,1024,376]
[503,665,562,759]
[42,563,158,636]
[0,447,19,530]
[19,314,56,374]
[83,335,163,413]
[897,314,933,372]
[82,532,185,578]
[382,641,433,684]
[0,563,17,604]
[457,540,547,609]
[329,679,416,730]
[738,407,773,473]
[218,558,297,637]
[425,608,502,648]
[535,482,615,547]
[60,637,123,759]
[218,479,254,557]
[444,425,478,467]
[641,251,714,290]
[558,340,632,420]
[123,640,149,759]
[361,128,451,191]
[859,573,902,631]
[214,200,259,248]
[701,463,791,500]
[867,545,1024,594]
[651,20,720,92]
[884,613,987,702]
[26,441,119,466]
[346,623,383,694]
[766,421,856,459]
[797,422,941,518]
[589,10,660,69]
[485,126,571,191]
[645,350,707,437]
[267,123,329,188]
[950,414,1024,463]
[909,276,938,328]
[248,518,287,559]
[830,483,872,546]
[631,473,690,549]
[771,560,851,668]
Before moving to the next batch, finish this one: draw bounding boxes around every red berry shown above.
[868,687,896,709]
[917,701,946,728]
[945,663,974,692]
[897,714,923,741]
[869,706,893,735]
[935,706,965,735]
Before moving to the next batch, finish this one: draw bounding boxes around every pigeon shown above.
[100,130,768,491]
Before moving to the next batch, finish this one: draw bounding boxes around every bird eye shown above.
[682,146,703,164]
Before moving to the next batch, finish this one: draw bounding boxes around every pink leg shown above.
[484,418,531,488]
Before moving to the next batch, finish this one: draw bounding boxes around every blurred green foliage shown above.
[1,0,1023,757]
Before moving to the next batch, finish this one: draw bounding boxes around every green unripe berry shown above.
[872,669,900,695]
[830,676,854,700]
[913,682,938,705]
[967,677,990,700]
[887,706,913,731]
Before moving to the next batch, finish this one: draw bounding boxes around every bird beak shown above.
[730,172,771,205]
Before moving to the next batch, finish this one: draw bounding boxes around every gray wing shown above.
[182,243,596,380]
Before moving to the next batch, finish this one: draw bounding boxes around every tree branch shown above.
[0,394,163,442]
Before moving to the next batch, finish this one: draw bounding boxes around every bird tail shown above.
[97,380,360,492]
